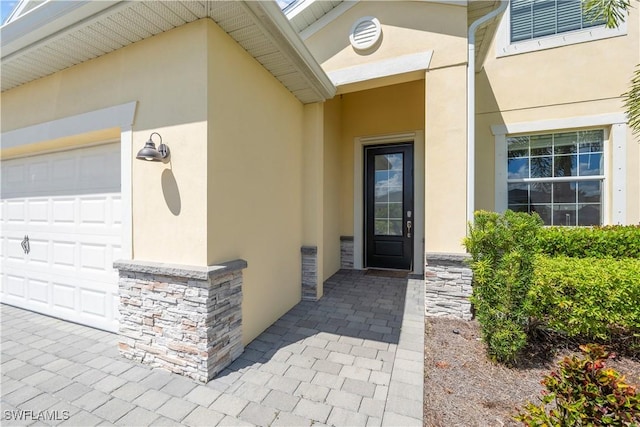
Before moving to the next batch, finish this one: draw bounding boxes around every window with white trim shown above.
[507,129,604,226]
[510,0,605,42]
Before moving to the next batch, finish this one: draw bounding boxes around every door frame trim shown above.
[353,131,425,274]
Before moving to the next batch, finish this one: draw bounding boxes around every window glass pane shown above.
[531,156,552,178]
[508,136,529,157]
[508,158,530,179]
[577,204,601,225]
[511,0,533,41]
[374,153,403,236]
[579,153,603,176]
[582,1,606,27]
[554,132,577,154]
[553,155,577,177]
[531,134,553,155]
[533,0,556,38]
[388,220,403,236]
[530,182,552,204]
[579,130,604,153]
[534,204,552,225]
[577,181,601,203]
[388,203,402,219]
[508,183,529,205]
[553,181,576,203]
[375,203,388,219]
[557,0,581,32]
[553,205,577,226]
[511,0,605,43]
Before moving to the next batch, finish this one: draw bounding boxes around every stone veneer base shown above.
[424,252,473,320]
[301,246,318,301]
[113,259,246,383]
[340,236,354,269]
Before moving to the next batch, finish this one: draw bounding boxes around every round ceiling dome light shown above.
[349,16,382,52]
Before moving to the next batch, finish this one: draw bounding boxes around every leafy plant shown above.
[537,225,640,259]
[464,210,543,362]
[516,344,640,426]
[529,256,640,345]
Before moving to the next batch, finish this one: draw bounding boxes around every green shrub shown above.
[528,256,640,344]
[537,225,640,259]
[464,210,543,362]
[516,344,640,426]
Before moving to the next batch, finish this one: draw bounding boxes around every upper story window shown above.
[496,0,626,56]
[510,0,605,42]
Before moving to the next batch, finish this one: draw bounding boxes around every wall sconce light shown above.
[136,132,170,162]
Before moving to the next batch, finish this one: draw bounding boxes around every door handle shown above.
[406,220,412,238]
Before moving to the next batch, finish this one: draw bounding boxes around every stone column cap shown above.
[113,259,248,280]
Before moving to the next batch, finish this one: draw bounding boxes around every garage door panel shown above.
[6,201,25,222]
[53,241,76,268]
[52,282,76,310]
[80,288,108,317]
[53,199,75,223]
[28,278,49,304]
[6,275,26,298]
[1,143,120,332]
[28,200,49,224]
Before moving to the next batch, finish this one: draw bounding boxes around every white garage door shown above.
[1,143,121,332]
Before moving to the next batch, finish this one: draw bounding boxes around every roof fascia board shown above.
[243,1,336,101]
[299,1,357,40]
[1,0,122,58]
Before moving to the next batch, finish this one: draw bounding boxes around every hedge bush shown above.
[537,225,640,259]
[464,210,543,362]
[528,255,640,344]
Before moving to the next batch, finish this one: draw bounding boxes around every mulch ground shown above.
[423,317,640,427]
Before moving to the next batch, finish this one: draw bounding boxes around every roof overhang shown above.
[0,0,336,104]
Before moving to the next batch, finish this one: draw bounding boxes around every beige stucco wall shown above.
[305,1,467,74]
[205,20,306,344]
[476,8,640,224]
[338,80,426,233]
[425,65,469,252]
[322,98,343,282]
[1,20,210,266]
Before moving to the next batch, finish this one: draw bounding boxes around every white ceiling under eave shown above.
[0,0,336,104]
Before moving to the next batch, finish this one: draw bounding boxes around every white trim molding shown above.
[2,101,138,149]
[0,101,137,261]
[353,131,425,274]
[495,7,627,57]
[328,51,433,88]
[493,113,628,225]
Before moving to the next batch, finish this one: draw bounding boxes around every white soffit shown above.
[0,0,335,103]
[327,51,433,87]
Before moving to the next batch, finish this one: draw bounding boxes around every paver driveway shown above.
[1,270,424,426]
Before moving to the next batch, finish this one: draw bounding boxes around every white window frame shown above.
[492,113,627,225]
[495,3,627,57]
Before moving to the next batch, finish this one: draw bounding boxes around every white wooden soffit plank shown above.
[327,51,433,87]
[0,1,335,104]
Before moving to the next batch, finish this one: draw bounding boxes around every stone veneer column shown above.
[113,259,246,383]
[424,252,473,320]
[340,236,354,269]
[301,246,318,301]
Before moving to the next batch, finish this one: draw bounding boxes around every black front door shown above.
[365,143,414,270]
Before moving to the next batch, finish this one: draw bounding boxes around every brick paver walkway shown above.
[1,270,424,426]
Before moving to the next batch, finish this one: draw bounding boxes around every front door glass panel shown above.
[374,153,403,236]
